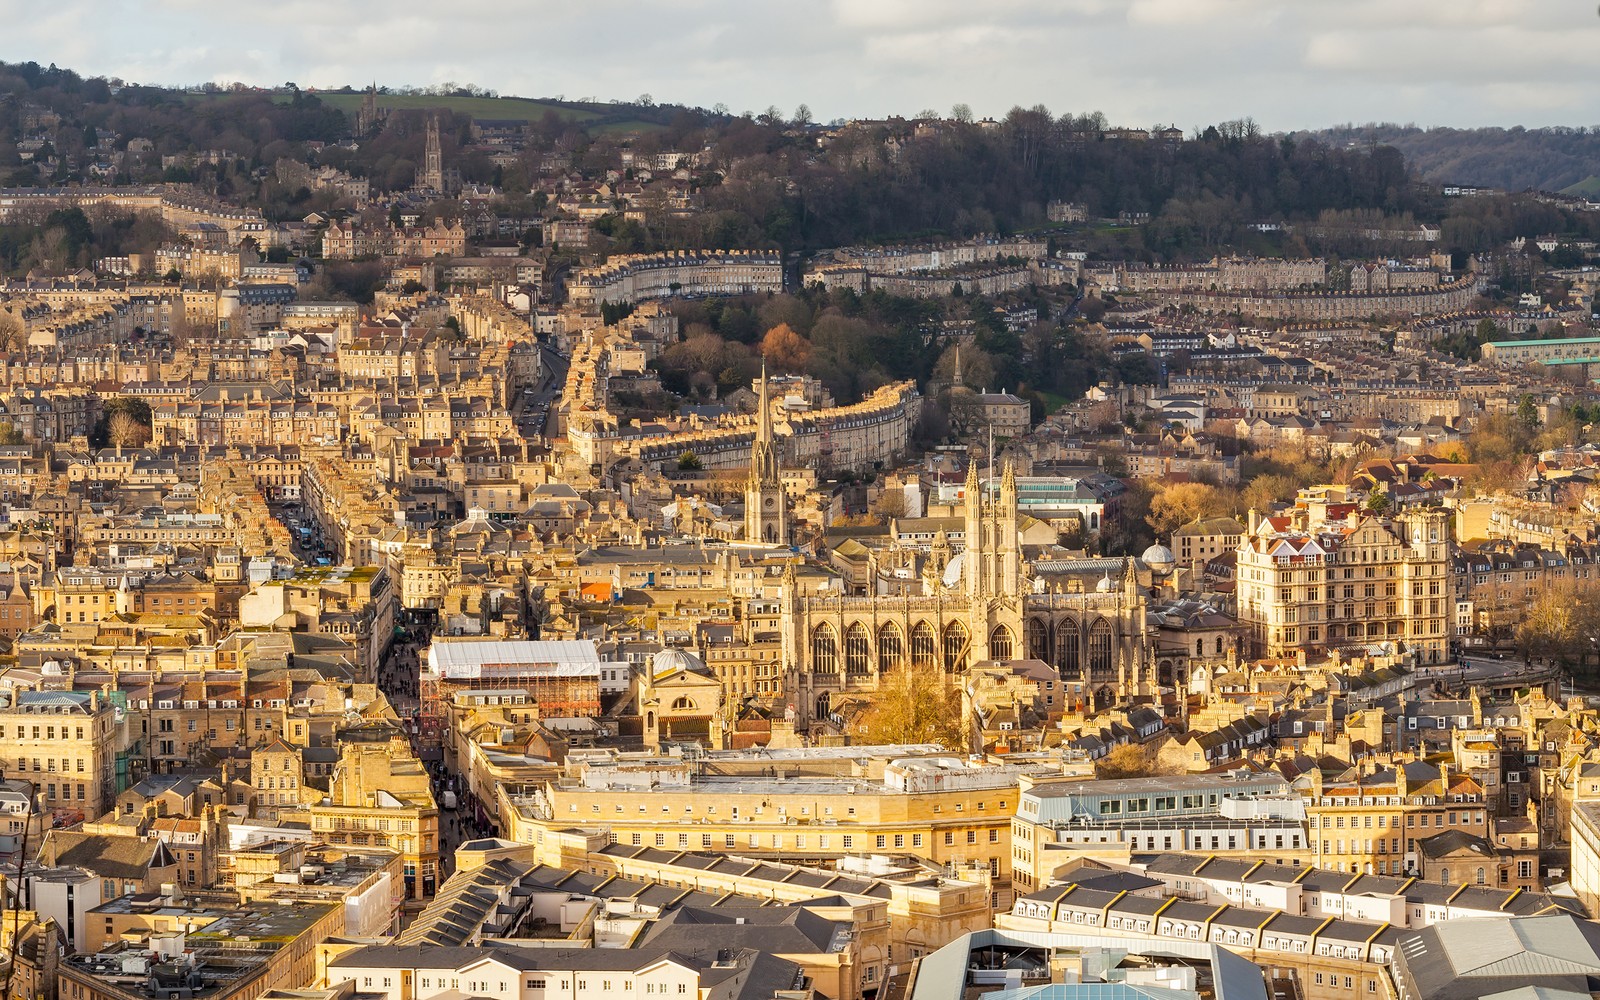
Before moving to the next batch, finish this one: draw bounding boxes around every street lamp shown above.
[0,769,37,1000]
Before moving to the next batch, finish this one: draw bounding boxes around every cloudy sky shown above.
[2,0,1597,130]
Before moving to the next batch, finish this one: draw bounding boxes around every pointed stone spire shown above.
[756,361,772,445]
[746,362,786,545]
[750,361,779,485]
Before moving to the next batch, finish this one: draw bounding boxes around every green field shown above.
[1561,175,1600,198]
[1037,390,1075,415]
[300,91,664,133]
[302,91,598,123]
[186,89,669,135]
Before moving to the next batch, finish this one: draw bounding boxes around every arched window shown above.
[671,696,696,712]
[1195,638,1204,657]
[1026,618,1049,661]
[877,623,904,671]
[845,623,870,675]
[1475,867,1486,885]
[1215,636,1224,655]
[1055,618,1081,678]
[943,621,970,672]
[990,625,1014,662]
[1088,618,1114,678]
[812,624,838,674]
[1440,868,1450,884]
[910,621,936,668]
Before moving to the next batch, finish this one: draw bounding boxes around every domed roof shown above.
[651,647,710,679]
[1095,573,1114,593]
[1141,543,1176,570]
[941,551,964,590]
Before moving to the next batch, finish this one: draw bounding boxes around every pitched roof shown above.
[1398,915,1600,1000]
[42,831,175,879]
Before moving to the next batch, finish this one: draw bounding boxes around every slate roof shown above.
[1397,914,1600,1000]
[640,905,849,955]
[42,831,175,879]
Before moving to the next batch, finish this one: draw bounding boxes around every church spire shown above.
[751,361,778,484]
[746,363,786,545]
[423,115,444,192]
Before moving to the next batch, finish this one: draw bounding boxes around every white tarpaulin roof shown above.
[427,640,602,680]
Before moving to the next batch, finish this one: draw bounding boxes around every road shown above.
[1414,656,1557,687]
[512,343,568,442]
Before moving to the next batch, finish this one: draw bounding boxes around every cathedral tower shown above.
[963,459,985,600]
[746,365,787,545]
[1000,460,1021,596]
[358,84,380,135]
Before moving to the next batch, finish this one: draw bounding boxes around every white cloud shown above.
[0,0,1596,127]
[1127,0,1274,28]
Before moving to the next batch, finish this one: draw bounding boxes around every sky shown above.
[1,0,1598,131]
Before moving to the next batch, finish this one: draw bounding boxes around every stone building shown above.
[0,689,117,818]
[782,460,1153,727]
[1236,504,1452,664]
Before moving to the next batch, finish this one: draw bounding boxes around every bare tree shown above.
[1146,482,1227,537]
[0,313,24,353]
[855,662,964,747]
[168,303,194,347]
[1095,742,1178,779]
[873,486,910,521]
[108,411,152,449]
[1518,581,1600,670]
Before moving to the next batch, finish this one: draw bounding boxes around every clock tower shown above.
[745,365,788,545]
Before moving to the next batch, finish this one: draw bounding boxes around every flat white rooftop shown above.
[428,639,602,679]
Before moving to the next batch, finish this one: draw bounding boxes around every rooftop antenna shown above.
[987,424,995,496]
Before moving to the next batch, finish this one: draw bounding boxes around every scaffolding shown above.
[418,669,603,749]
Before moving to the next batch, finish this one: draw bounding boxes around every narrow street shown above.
[374,620,499,886]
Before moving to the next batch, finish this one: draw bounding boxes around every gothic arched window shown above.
[943,621,970,673]
[1026,618,1049,662]
[1088,618,1114,677]
[990,625,1015,662]
[845,623,870,675]
[877,623,904,671]
[910,621,936,668]
[1055,618,1081,678]
[812,624,838,674]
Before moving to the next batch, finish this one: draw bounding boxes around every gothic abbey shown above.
[747,391,1155,726]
